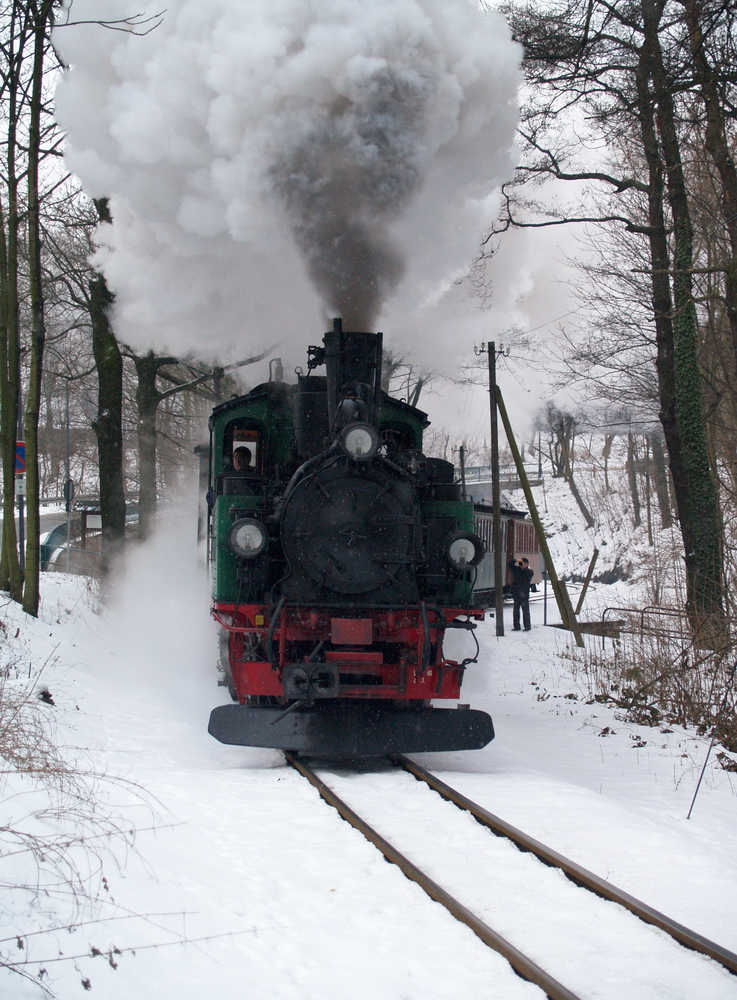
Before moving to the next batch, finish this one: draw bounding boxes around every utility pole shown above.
[537,429,542,480]
[476,342,505,636]
[458,443,467,500]
[489,344,504,637]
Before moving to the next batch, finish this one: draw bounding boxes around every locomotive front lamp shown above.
[446,532,485,571]
[341,422,379,461]
[228,518,268,559]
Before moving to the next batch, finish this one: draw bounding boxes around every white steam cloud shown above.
[55,0,521,360]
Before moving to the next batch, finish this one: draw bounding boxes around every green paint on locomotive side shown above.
[379,397,427,449]
[211,494,263,603]
[420,499,477,604]
[420,499,475,530]
[209,383,293,603]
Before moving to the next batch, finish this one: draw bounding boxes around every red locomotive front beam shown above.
[211,602,485,702]
[212,603,484,654]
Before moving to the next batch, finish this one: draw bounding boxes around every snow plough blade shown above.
[208,702,494,756]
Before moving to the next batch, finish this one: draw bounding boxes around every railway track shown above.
[285,751,737,1000]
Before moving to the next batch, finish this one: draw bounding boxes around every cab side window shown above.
[209,420,265,504]
[222,419,263,474]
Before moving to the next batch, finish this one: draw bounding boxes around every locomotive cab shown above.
[207,320,494,755]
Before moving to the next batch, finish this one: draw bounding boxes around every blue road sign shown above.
[15,441,25,475]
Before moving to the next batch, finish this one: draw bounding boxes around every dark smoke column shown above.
[271,67,430,328]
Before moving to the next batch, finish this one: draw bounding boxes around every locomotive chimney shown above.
[324,318,383,431]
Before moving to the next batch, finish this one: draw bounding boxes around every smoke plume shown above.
[55,0,521,358]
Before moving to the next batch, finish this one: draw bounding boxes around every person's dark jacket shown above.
[509,559,533,594]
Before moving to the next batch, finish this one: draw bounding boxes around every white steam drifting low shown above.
[55,0,521,360]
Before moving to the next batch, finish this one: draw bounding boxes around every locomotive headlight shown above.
[228,518,268,559]
[446,532,485,571]
[341,422,379,461]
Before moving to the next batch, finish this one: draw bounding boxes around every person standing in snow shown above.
[508,557,533,632]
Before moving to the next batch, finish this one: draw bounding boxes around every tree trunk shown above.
[0,6,23,601]
[550,406,594,526]
[23,0,55,617]
[565,468,595,528]
[0,192,20,598]
[644,435,653,545]
[602,433,615,492]
[134,352,162,540]
[90,272,126,574]
[649,431,673,529]
[89,198,126,576]
[626,433,642,528]
[682,0,737,376]
[645,0,724,627]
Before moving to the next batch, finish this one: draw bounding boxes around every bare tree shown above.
[496,0,729,631]
[381,348,436,407]
[89,200,126,576]
[23,0,60,616]
[541,403,595,527]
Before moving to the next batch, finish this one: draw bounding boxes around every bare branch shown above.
[157,344,280,400]
[56,8,166,36]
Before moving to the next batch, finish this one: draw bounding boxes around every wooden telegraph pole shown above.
[487,343,505,636]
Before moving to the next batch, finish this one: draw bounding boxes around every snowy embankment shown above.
[2,504,737,999]
[508,435,685,606]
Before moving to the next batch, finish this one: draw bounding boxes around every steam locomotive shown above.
[206,321,496,755]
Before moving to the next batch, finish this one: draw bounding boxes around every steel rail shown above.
[284,751,581,1000]
[394,754,737,976]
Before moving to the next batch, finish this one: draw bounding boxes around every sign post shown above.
[63,479,75,573]
[15,441,25,574]
[487,343,505,637]
[542,570,549,626]
[474,344,506,636]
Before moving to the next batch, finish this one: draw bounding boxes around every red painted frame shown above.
[212,602,485,704]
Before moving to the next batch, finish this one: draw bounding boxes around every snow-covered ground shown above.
[2,506,737,999]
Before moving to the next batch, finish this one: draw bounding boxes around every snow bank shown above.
[2,526,737,997]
